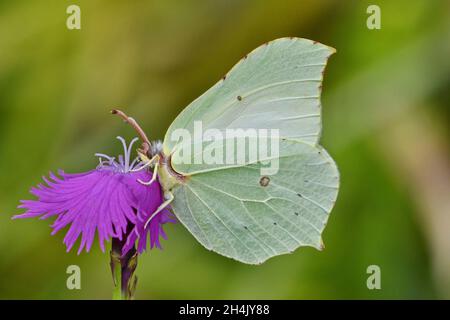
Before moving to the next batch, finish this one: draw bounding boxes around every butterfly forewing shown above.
[163,38,335,158]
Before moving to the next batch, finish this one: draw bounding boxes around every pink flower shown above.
[13,137,175,255]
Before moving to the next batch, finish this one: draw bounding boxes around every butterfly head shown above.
[149,140,163,158]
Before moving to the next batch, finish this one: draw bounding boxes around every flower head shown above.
[14,137,175,255]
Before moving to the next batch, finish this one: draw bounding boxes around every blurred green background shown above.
[0,0,449,299]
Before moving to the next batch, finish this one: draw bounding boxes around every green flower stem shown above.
[110,236,138,300]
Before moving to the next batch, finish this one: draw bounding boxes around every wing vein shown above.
[270,181,330,214]
[186,184,259,261]
[182,186,212,249]
[192,179,288,257]
[264,202,304,245]
[240,202,292,253]
[209,79,323,129]
[265,196,323,234]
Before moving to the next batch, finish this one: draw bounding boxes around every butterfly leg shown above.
[143,191,174,229]
[136,155,160,186]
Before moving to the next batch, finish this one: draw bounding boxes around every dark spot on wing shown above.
[259,176,270,187]
[294,212,299,216]
[237,95,242,101]
[297,193,303,198]
[273,222,277,225]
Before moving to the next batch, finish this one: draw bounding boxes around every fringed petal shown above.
[14,169,137,254]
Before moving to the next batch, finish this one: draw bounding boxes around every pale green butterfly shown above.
[120,37,339,264]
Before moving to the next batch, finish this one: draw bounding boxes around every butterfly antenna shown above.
[111,109,151,155]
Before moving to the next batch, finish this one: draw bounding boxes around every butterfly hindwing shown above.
[169,140,339,264]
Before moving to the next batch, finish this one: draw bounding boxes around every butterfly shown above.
[120,37,339,264]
